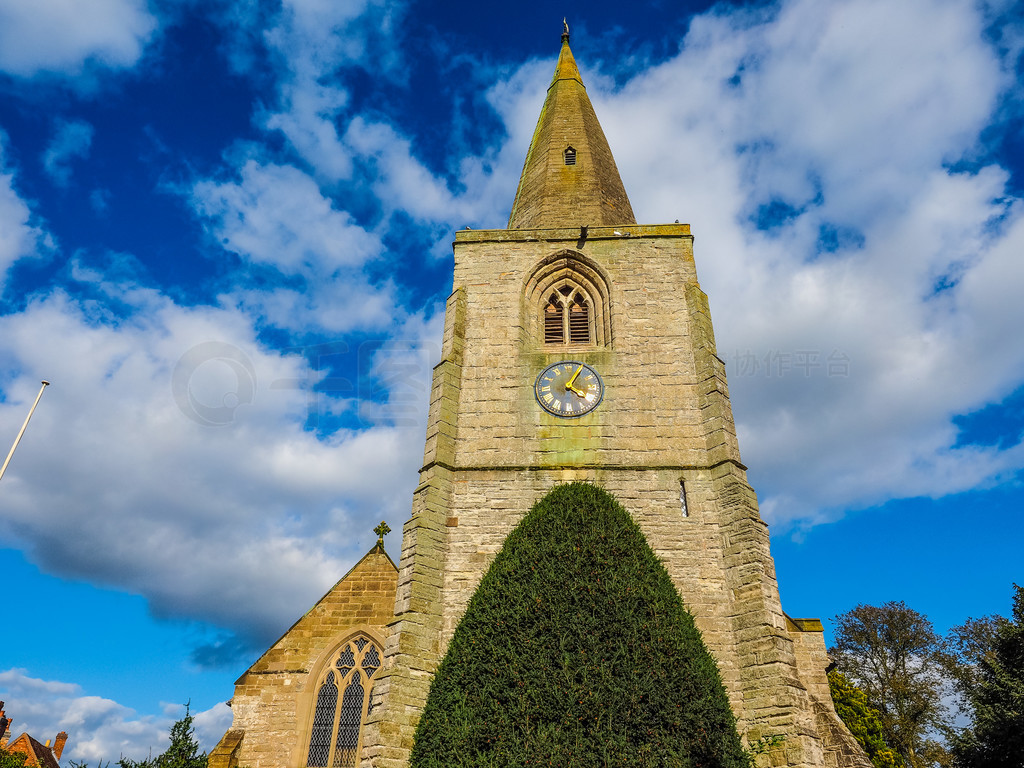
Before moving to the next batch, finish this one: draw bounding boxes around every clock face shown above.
[535,361,604,418]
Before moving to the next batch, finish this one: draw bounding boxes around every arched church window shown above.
[563,145,576,165]
[542,284,592,346]
[525,251,610,348]
[306,634,381,768]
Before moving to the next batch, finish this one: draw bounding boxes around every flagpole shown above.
[0,380,50,483]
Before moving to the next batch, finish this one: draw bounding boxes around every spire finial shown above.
[562,18,570,41]
[374,520,391,547]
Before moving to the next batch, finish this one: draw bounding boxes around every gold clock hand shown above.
[565,365,583,390]
[567,384,587,397]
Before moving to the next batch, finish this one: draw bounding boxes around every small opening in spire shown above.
[563,146,576,166]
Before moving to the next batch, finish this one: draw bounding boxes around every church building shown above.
[210,28,870,768]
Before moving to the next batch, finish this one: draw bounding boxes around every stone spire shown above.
[507,25,636,229]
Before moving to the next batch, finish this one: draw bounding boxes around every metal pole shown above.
[0,380,50,483]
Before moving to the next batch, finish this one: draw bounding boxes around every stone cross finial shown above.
[374,521,391,545]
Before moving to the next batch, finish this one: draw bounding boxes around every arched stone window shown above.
[543,285,592,345]
[305,634,381,767]
[525,251,611,348]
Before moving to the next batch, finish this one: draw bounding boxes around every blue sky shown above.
[0,0,1022,761]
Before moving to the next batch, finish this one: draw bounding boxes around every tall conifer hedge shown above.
[410,482,748,768]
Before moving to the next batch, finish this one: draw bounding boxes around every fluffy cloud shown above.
[194,161,381,273]
[589,0,1024,525]
[192,160,401,333]
[0,274,428,644]
[0,0,157,79]
[258,0,403,180]
[0,669,231,762]
[0,138,51,285]
[342,58,549,234]
[42,120,94,187]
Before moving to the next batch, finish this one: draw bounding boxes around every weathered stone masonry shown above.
[361,221,868,768]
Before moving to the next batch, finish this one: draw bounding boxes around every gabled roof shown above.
[236,540,398,681]
[5,733,60,768]
[507,28,636,230]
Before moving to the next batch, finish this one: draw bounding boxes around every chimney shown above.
[54,731,68,759]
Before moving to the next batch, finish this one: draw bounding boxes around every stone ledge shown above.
[420,458,748,473]
[455,223,692,243]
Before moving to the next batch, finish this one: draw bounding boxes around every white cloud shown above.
[194,161,380,273]
[0,0,157,79]
[583,0,1024,526]
[42,120,94,187]
[0,277,426,643]
[0,137,51,286]
[345,118,460,224]
[258,0,402,180]
[192,160,401,333]
[343,62,544,234]
[0,669,231,762]
[90,188,112,215]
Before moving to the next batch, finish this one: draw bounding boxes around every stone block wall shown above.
[788,617,834,706]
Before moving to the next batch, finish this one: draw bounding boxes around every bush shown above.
[410,482,748,768]
[0,748,27,768]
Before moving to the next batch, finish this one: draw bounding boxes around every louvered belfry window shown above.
[544,295,565,343]
[543,284,591,346]
[306,635,381,767]
[563,145,577,165]
[568,296,590,344]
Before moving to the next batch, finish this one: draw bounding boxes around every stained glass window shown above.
[307,671,338,767]
[305,635,380,768]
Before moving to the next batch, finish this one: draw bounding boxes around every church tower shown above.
[361,28,869,768]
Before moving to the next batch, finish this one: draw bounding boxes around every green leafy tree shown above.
[945,608,1004,714]
[829,670,903,768]
[410,482,749,768]
[829,602,952,768]
[118,706,206,768]
[949,584,1024,768]
[0,748,27,768]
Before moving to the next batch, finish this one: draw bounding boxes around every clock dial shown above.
[535,361,604,418]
